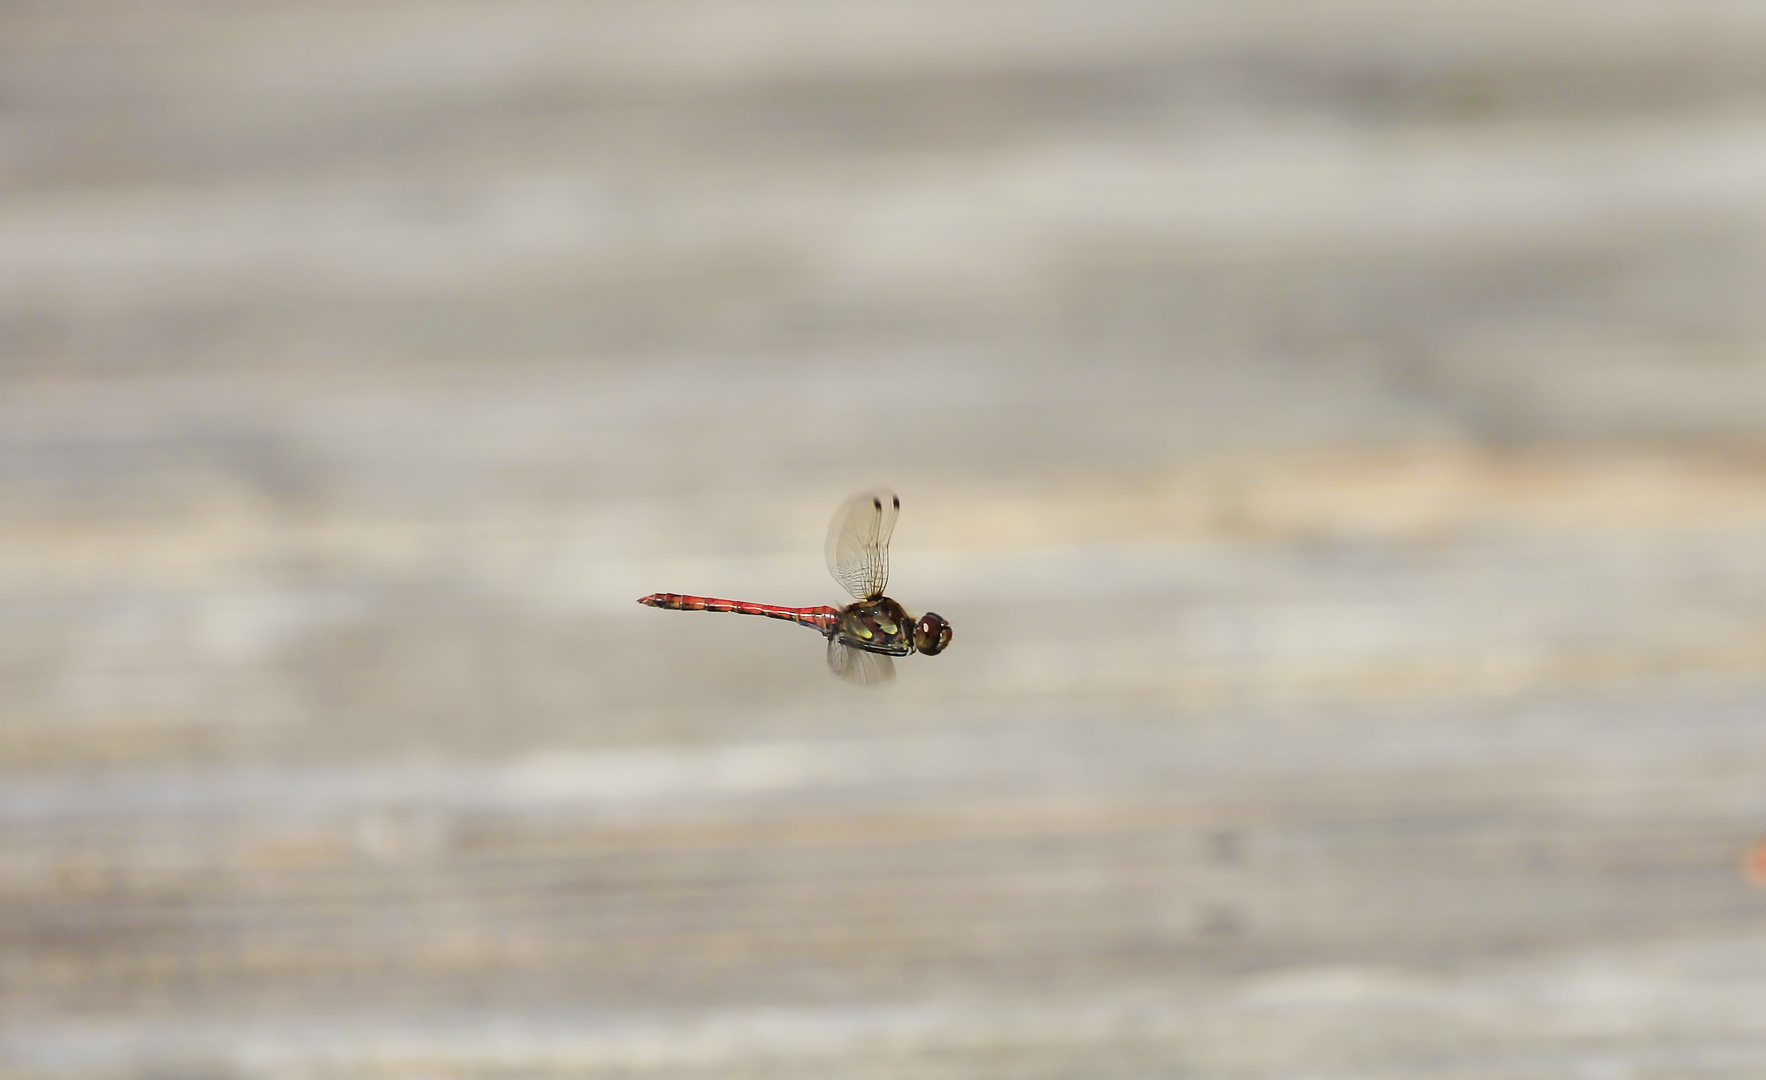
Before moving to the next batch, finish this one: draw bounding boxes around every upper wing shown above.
[824,489,898,601]
[826,638,896,686]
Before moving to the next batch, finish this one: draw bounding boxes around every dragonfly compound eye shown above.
[914,612,952,656]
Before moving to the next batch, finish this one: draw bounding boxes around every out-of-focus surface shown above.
[5,2,1766,1076]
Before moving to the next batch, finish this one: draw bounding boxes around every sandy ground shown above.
[5,2,1766,1076]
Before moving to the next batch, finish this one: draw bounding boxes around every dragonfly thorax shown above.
[835,596,916,656]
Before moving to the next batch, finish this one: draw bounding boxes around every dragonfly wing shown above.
[825,489,898,601]
[827,638,896,686]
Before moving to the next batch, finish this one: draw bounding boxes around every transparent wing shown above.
[825,489,898,601]
[827,638,896,686]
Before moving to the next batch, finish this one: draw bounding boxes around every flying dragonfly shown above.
[638,490,952,685]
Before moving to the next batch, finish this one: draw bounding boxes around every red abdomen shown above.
[638,593,838,634]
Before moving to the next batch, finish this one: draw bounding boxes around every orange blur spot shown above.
[1744,840,1766,887]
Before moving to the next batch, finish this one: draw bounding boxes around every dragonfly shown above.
[638,490,952,685]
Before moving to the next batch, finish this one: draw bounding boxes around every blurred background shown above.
[5,1,1766,1076]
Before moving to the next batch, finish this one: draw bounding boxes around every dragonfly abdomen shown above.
[637,593,838,634]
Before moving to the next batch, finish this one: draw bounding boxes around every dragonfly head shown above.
[913,612,952,656]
